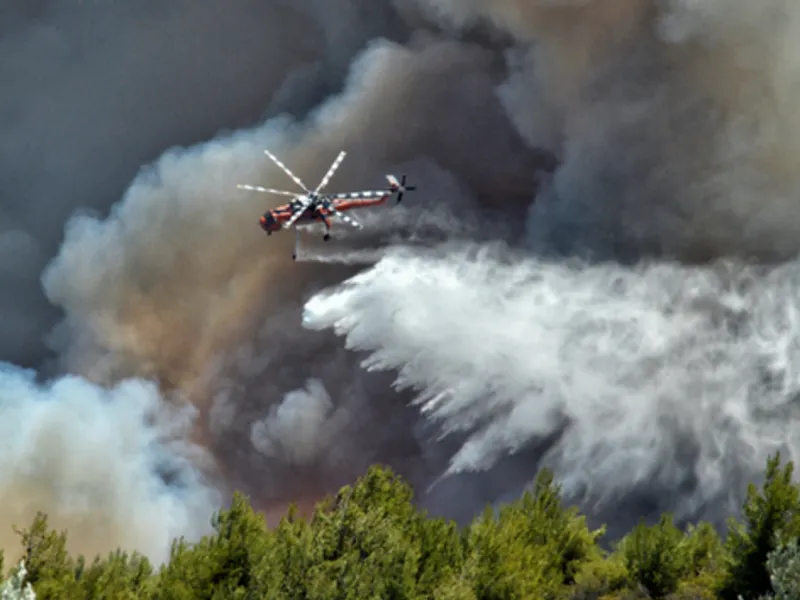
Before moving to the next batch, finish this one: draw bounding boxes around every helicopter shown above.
[237,149,415,260]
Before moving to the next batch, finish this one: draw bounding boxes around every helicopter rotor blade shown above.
[315,151,347,193]
[264,149,310,192]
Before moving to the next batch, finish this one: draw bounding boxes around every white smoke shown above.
[250,378,349,465]
[0,362,220,564]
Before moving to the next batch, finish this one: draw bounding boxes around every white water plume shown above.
[304,244,800,526]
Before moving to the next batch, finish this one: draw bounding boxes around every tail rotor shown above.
[386,174,416,203]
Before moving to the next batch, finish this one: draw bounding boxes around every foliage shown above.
[460,468,605,599]
[0,561,35,600]
[570,552,629,599]
[613,515,728,599]
[0,454,798,599]
[759,538,800,600]
[718,452,800,600]
[618,513,688,598]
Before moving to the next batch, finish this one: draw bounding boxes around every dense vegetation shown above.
[1,453,799,599]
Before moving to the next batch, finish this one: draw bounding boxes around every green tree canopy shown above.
[0,453,796,600]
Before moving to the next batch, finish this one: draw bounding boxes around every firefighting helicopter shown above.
[236,149,415,260]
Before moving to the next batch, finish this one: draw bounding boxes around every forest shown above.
[1,453,799,599]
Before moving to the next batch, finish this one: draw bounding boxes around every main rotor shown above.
[237,149,347,203]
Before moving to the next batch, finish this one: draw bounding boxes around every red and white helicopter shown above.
[237,149,415,260]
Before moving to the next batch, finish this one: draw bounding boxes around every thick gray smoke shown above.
[1,0,541,563]
[0,0,407,368]
[38,28,541,534]
[305,0,800,535]
[0,0,419,563]
[5,0,800,565]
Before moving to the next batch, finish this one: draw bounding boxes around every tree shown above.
[618,514,688,599]
[154,491,275,599]
[415,516,466,597]
[12,513,78,599]
[2,457,796,600]
[462,468,605,600]
[0,561,36,600]
[75,550,153,599]
[303,465,428,599]
[672,521,728,599]
[762,538,800,600]
[719,452,800,600]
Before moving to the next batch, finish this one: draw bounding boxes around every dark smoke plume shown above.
[4,0,800,563]
[0,0,420,562]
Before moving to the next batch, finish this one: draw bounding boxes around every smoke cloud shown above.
[0,0,407,368]
[300,0,800,536]
[4,0,800,565]
[0,0,419,562]
[0,362,219,564]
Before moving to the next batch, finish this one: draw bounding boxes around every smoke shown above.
[0,0,420,563]
[37,29,541,536]
[304,0,800,535]
[0,362,219,565]
[5,0,800,567]
[0,0,407,368]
